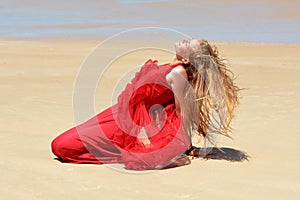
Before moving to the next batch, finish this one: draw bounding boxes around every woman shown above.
[51,39,239,170]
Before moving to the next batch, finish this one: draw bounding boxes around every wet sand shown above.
[1,0,300,42]
[0,39,300,199]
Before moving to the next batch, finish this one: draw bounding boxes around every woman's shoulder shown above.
[171,65,186,75]
[166,65,187,83]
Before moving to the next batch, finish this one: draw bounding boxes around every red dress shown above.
[51,60,190,170]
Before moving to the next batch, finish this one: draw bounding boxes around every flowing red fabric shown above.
[51,60,190,170]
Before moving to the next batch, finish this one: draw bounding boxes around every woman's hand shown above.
[137,127,151,147]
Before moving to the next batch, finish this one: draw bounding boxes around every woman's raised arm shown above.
[166,65,188,114]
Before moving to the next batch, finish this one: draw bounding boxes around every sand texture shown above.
[0,39,299,199]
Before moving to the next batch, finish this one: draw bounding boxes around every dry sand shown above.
[0,39,299,199]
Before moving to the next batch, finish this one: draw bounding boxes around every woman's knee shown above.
[51,135,64,158]
[51,129,74,157]
[51,128,86,160]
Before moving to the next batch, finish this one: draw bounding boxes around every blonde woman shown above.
[51,39,239,170]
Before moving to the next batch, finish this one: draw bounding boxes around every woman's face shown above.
[175,39,201,61]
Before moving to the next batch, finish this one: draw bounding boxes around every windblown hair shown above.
[182,40,240,144]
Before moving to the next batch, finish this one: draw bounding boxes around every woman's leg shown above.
[51,126,102,164]
[51,107,122,164]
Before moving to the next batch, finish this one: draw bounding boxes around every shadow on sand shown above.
[163,147,250,169]
[191,147,250,162]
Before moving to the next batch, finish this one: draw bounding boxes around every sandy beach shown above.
[0,38,299,199]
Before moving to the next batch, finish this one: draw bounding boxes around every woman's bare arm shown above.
[138,65,187,146]
[166,65,188,114]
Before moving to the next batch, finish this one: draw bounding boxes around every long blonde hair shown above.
[182,40,240,144]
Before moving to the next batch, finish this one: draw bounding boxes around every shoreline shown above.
[1,35,300,45]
